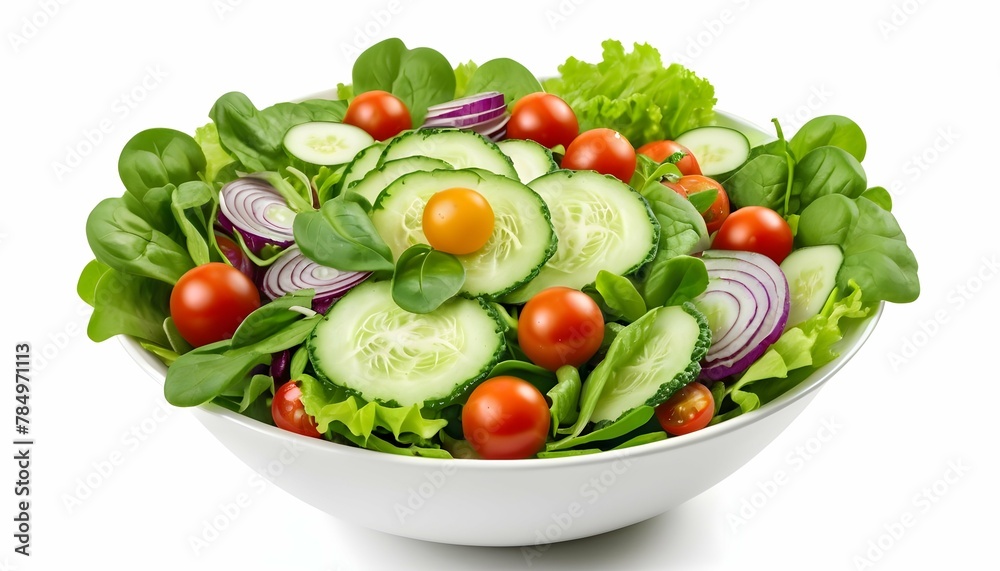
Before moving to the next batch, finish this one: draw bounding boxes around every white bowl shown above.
[122,303,879,546]
[119,110,884,546]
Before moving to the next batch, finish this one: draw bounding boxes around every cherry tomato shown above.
[214,233,255,280]
[664,175,731,234]
[507,92,579,149]
[422,187,495,255]
[170,262,261,347]
[655,382,715,436]
[712,206,793,265]
[561,128,636,183]
[518,287,605,371]
[343,90,412,141]
[271,381,322,438]
[462,376,550,459]
[637,140,702,176]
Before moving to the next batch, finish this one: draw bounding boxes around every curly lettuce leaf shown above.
[543,40,716,145]
[452,60,478,99]
[298,374,448,445]
[194,122,235,183]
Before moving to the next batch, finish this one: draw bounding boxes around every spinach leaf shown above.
[612,431,667,450]
[163,317,193,354]
[392,48,457,125]
[164,315,320,407]
[797,194,919,303]
[636,185,709,306]
[640,182,709,259]
[547,366,582,434]
[465,58,543,106]
[86,197,195,284]
[643,255,709,308]
[139,341,180,367]
[559,309,661,438]
[77,259,111,306]
[790,146,867,212]
[292,197,394,272]
[238,374,274,413]
[209,92,347,172]
[289,345,309,379]
[594,270,646,322]
[352,38,407,97]
[487,361,557,395]
[351,39,456,125]
[391,244,466,314]
[789,115,867,162]
[170,181,217,266]
[547,406,654,451]
[722,153,789,211]
[87,269,172,346]
[118,128,206,197]
[686,189,718,214]
[861,186,892,211]
[231,289,316,349]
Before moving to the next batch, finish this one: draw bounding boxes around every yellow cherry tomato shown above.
[422,188,495,255]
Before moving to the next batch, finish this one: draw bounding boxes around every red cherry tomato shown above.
[637,140,702,176]
[170,263,261,347]
[664,175,731,234]
[712,206,794,265]
[507,92,579,149]
[655,382,715,436]
[561,128,637,183]
[518,287,605,371]
[271,381,322,438]
[462,376,550,459]
[343,90,412,141]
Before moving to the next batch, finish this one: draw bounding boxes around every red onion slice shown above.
[694,250,790,381]
[219,178,296,247]
[425,92,505,118]
[472,113,510,140]
[262,247,371,309]
[422,104,508,128]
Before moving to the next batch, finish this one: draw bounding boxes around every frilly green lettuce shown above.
[298,374,448,445]
[543,40,716,146]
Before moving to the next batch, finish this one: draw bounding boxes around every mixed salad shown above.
[78,39,919,460]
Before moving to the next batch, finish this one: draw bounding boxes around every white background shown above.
[2,0,996,569]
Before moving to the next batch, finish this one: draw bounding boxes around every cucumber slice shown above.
[779,245,844,329]
[282,121,374,167]
[675,126,751,177]
[503,170,658,304]
[308,281,505,408]
[497,139,558,183]
[347,156,452,205]
[371,169,556,298]
[590,304,711,424]
[379,128,518,179]
[341,142,386,189]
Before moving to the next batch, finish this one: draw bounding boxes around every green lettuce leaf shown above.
[452,60,478,99]
[298,375,448,445]
[543,40,716,145]
[193,122,235,183]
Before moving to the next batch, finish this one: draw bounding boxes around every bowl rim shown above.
[119,104,885,469]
